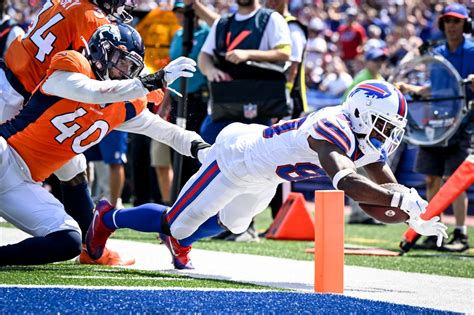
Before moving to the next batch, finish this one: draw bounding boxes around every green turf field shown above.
[0,263,269,289]
[1,208,472,289]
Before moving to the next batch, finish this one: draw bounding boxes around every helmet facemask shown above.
[359,111,406,157]
[106,42,144,80]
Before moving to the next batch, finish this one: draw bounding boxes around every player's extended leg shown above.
[86,150,240,268]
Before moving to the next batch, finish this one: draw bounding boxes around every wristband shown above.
[390,192,402,208]
[190,140,211,159]
[332,168,355,189]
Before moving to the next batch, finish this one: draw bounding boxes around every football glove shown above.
[408,216,448,247]
[396,188,428,218]
[138,57,196,92]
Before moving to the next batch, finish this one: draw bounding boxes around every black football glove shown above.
[190,140,211,159]
[138,70,166,92]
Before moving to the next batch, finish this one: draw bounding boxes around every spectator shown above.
[198,0,291,241]
[337,7,366,75]
[398,3,474,252]
[318,56,352,98]
[149,92,173,205]
[0,0,24,58]
[168,0,210,189]
[343,45,387,100]
[84,131,128,209]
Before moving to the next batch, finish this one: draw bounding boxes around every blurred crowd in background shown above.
[8,0,474,109]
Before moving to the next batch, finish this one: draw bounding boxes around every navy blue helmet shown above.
[87,23,144,80]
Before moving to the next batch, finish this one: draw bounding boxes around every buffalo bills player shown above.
[87,80,448,269]
[0,23,209,266]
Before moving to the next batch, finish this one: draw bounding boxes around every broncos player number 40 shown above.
[23,0,65,62]
[51,107,109,153]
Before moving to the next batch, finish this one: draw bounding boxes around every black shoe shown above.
[439,229,469,253]
[348,217,385,225]
[211,230,233,240]
[258,229,269,238]
[411,235,441,250]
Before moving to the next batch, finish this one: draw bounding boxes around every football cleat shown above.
[78,245,135,266]
[159,233,194,270]
[86,199,116,260]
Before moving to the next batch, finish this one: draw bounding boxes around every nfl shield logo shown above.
[243,103,258,119]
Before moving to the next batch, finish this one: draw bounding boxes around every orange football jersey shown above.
[0,51,147,182]
[5,0,109,93]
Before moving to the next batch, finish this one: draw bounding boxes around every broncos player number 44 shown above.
[51,107,110,153]
[24,0,68,62]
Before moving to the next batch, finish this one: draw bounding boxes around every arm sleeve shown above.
[116,109,203,157]
[262,13,291,50]
[41,70,149,104]
[288,23,306,63]
[200,19,219,55]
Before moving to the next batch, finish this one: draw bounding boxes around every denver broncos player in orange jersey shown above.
[1,0,131,120]
[0,0,139,265]
[0,23,208,266]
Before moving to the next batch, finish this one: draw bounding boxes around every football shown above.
[359,183,410,224]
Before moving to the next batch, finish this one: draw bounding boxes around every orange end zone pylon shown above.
[266,192,314,241]
[401,155,474,249]
[314,190,344,293]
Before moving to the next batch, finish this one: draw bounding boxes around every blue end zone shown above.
[0,288,458,314]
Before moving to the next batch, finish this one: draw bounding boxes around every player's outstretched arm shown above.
[42,57,196,105]
[312,138,447,244]
[116,110,209,159]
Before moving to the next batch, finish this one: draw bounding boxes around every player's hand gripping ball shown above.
[359,183,411,224]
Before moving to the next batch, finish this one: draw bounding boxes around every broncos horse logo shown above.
[349,82,392,99]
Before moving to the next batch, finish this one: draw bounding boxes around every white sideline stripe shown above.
[58,276,193,281]
[0,284,277,293]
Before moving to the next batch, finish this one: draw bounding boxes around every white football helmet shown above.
[342,80,407,156]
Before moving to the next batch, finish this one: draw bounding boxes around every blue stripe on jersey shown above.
[0,90,61,140]
[125,102,137,121]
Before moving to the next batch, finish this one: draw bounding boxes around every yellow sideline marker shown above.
[314,190,344,293]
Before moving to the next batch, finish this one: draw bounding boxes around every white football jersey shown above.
[214,106,385,185]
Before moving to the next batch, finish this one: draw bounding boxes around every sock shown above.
[180,214,225,247]
[0,230,82,266]
[61,182,94,243]
[103,203,167,232]
[455,225,467,235]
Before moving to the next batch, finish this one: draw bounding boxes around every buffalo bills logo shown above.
[349,83,392,99]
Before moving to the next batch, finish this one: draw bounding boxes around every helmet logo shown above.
[349,82,392,99]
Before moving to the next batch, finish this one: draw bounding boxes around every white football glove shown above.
[163,56,196,85]
[398,188,428,218]
[408,216,448,247]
